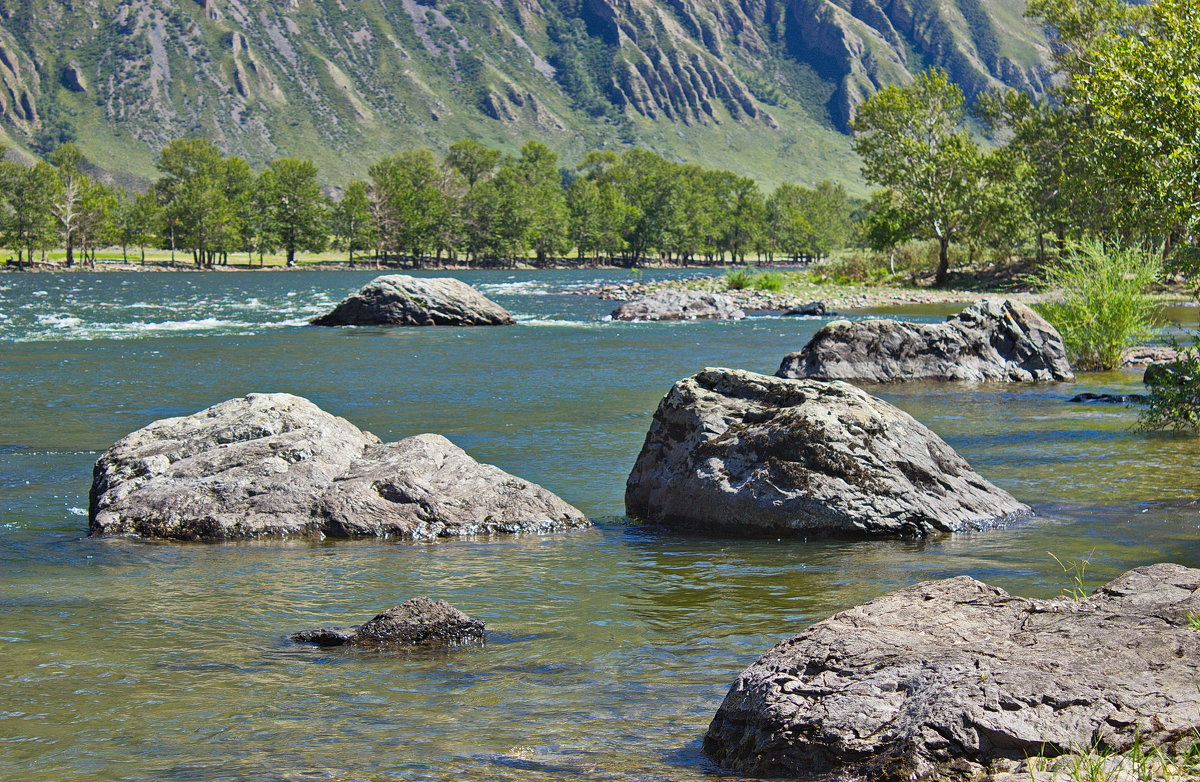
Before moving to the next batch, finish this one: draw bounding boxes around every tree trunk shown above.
[935,236,950,286]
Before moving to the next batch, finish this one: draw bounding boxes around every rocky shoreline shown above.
[576,275,1060,311]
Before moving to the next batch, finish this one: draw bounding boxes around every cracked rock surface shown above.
[778,299,1073,383]
[311,275,515,326]
[625,368,1029,537]
[704,563,1200,781]
[89,393,587,540]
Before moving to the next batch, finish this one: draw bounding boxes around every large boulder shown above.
[611,290,745,322]
[311,274,515,326]
[625,368,1029,537]
[89,393,587,540]
[291,598,486,648]
[704,563,1200,781]
[777,299,1074,383]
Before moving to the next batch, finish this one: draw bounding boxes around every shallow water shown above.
[1,270,1197,781]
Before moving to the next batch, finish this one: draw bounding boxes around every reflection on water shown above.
[0,270,1197,781]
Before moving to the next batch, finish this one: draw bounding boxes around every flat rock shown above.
[704,563,1200,781]
[89,393,587,541]
[777,299,1074,383]
[311,274,514,326]
[611,290,745,322]
[291,598,485,648]
[625,368,1029,537]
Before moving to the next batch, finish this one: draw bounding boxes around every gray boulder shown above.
[89,393,587,540]
[625,368,1029,537]
[704,563,1200,781]
[777,299,1073,383]
[311,274,515,326]
[611,290,745,322]
[291,597,485,648]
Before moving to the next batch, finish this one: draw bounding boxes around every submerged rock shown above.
[625,368,1029,537]
[311,274,514,326]
[705,563,1200,781]
[291,598,485,648]
[89,393,587,541]
[777,299,1073,383]
[1069,392,1145,404]
[611,290,745,322]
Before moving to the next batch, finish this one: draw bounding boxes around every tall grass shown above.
[752,271,787,291]
[725,268,753,290]
[1035,240,1161,371]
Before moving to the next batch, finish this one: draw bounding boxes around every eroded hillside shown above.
[0,0,1049,188]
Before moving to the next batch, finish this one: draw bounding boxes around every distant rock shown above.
[1122,345,1177,368]
[89,393,587,541]
[777,299,1074,383]
[625,368,1029,537]
[311,275,515,327]
[1069,392,1145,404]
[705,563,1200,781]
[782,301,831,317]
[611,290,745,322]
[291,598,485,648]
[60,63,87,93]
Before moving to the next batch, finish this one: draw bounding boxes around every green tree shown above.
[154,139,241,267]
[514,141,568,265]
[113,191,158,263]
[852,68,993,285]
[2,160,60,265]
[766,184,815,262]
[566,177,628,264]
[368,149,448,263]
[444,138,501,188]
[330,180,377,264]
[257,158,328,266]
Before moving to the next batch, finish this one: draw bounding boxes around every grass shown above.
[1034,239,1161,371]
[724,267,753,290]
[1024,734,1200,781]
[1049,550,1094,601]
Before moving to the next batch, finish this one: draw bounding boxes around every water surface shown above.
[1,270,1196,781]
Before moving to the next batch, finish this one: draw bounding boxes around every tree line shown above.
[1,138,855,269]
[850,0,1200,286]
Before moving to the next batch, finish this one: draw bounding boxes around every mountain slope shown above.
[0,0,1050,190]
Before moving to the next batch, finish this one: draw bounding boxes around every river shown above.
[1,270,1196,781]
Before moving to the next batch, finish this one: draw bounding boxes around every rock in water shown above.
[777,299,1073,383]
[310,274,515,326]
[611,290,745,322]
[291,597,485,648]
[89,393,587,540]
[704,563,1200,781]
[625,368,1029,537]
[782,301,831,317]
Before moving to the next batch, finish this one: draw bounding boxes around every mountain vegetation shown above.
[0,0,1050,188]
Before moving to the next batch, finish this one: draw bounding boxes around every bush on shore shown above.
[1034,240,1160,371]
[1139,342,1200,432]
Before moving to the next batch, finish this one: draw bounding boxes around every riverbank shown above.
[576,274,1060,311]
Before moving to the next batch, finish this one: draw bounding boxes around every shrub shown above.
[810,252,891,284]
[1034,240,1160,371]
[1138,341,1200,432]
[725,267,752,290]
[752,271,787,291]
